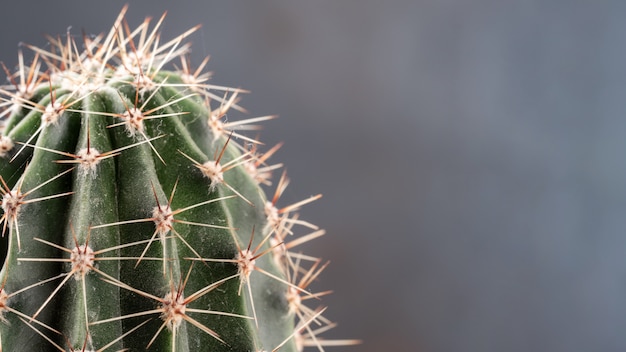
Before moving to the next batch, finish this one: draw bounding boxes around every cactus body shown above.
[0,7,353,352]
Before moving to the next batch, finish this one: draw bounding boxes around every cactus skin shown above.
[0,7,355,352]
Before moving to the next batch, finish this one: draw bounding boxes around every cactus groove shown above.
[0,6,358,351]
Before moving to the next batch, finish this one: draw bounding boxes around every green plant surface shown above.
[0,6,359,351]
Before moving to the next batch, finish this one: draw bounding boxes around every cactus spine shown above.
[0,6,358,351]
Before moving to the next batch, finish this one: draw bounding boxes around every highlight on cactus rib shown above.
[0,5,359,351]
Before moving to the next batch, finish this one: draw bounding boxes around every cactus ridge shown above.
[0,5,359,352]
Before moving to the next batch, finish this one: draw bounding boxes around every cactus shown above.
[0,6,359,351]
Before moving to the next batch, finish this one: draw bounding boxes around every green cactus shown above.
[0,6,358,351]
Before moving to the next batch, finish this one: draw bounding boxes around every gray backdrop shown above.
[2,1,626,351]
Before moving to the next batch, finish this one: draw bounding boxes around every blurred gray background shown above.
[3,1,626,351]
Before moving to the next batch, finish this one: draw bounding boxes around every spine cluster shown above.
[0,6,358,352]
